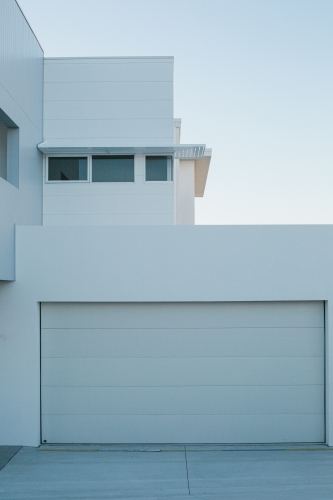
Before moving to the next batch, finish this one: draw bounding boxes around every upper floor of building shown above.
[38,56,211,226]
[0,1,211,278]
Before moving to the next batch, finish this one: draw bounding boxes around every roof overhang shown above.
[177,149,211,197]
[37,142,206,158]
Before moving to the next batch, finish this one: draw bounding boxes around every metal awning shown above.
[37,143,206,159]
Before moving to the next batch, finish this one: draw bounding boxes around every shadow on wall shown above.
[0,108,19,188]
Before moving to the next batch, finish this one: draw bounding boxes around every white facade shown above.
[43,155,175,226]
[1,225,333,446]
[0,0,43,280]
[1,0,333,447]
[43,57,174,149]
[39,56,210,226]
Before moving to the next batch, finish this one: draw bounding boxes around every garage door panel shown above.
[42,356,323,387]
[42,414,324,444]
[41,301,324,329]
[41,327,324,359]
[41,301,324,444]
[42,385,324,416]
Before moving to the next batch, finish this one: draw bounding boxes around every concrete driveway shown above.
[1,444,333,499]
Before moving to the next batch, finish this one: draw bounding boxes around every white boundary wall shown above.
[1,224,333,446]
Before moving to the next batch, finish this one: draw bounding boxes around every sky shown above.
[18,0,333,225]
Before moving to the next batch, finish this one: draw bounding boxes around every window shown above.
[145,156,173,181]
[92,155,134,182]
[46,155,175,183]
[0,109,19,187]
[48,157,88,181]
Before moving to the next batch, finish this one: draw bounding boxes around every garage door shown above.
[41,301,324,444]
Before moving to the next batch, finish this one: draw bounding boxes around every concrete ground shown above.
[1,445,333,499]
[0,447,21,471]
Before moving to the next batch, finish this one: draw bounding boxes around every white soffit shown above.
[194,148,212,197]
[37,142,206,158]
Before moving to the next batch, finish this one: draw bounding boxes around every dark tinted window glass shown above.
[48,157,87,181]
[92,156,134,182]
[146,156,172,181]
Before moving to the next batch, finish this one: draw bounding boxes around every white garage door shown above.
[41,301,324,444]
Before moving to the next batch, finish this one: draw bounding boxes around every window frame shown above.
[46,155,90,183]
[145,155,173,182]
[46,154,137,184]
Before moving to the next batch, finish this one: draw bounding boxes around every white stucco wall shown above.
[43,57,174,149]
[1,224,333,446]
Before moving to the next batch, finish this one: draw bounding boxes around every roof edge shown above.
[15,0,43,52]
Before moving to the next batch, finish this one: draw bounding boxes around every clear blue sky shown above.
[18,0,333,224]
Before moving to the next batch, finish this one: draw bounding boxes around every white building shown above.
[1,0,332,447]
